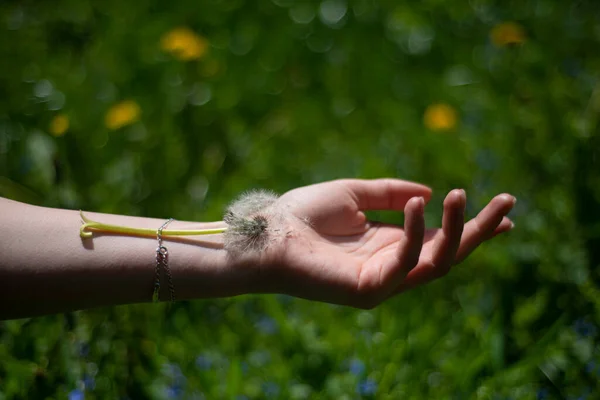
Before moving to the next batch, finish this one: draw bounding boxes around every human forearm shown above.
[0,177,516,318]
[0,198,254,320]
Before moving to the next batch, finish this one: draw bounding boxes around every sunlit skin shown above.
[256,179,515,308]
[0,178,514,319]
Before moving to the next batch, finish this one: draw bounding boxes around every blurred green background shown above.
[1,0,599,398]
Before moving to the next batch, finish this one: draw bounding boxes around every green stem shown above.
[79,211,228,239]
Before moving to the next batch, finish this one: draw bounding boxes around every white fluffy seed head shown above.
[225,189,278,218]
[223,190,284,255]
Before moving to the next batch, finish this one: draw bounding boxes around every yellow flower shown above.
[491,22,526,47]
[160,27,208,61]
[105,100,141,130]
[49,114,69,136]
[424,104,457,131]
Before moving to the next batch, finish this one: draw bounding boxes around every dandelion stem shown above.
[79,211,227,239]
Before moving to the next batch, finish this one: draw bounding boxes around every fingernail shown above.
[413,196,425,211]
[510,221,515,230]
[499,194,516,205]
[459,189,467,205]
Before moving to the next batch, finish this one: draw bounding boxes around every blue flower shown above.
[68,389,85,400]
[83,375,95,390]
[574,319,597,337]
[166,384,184,399]
[585,361,596,374]
[248,350,271,367]
[162,363,187,391]
[357,378,377,396]
[536,388,549,400]
[195,355,212,370]
[255,316,278,335]
[163,363,184,380]
[262,381,280,398]
[349,358,365,376]
[79,342,90,358]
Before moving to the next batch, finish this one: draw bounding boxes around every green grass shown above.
[1,0,599,398]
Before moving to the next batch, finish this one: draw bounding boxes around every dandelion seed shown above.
[223,190,282,255]
[226,190,278,218]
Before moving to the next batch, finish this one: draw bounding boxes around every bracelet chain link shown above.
[153,218,175,303]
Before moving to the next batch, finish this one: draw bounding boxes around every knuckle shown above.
[341,201,358,216]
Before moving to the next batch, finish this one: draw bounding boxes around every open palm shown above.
[263,179,515,308]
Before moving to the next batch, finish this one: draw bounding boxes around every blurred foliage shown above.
[1,0,600,398]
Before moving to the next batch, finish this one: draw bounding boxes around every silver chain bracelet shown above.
[153,218,176,303]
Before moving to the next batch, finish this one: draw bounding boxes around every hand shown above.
[260,179,515,309]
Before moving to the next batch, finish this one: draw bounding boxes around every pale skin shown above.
[0,178,515,320]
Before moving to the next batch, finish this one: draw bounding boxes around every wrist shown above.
[78,210,267,302]
[160,220,262,301]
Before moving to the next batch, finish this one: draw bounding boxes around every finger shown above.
[429,189,466,276]
[342,178,432,211]
[380,197,425,289]
[491,217,514,237]
[454,194,516,263]
[390,189,466,294]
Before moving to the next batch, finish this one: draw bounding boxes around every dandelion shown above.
[49,114,69,136]
[223,190,282,254]
[424,103,457,131]
[105,100,140,130]
[161,27,208,61]
[491,22,526,47]
[79,190,291,256]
